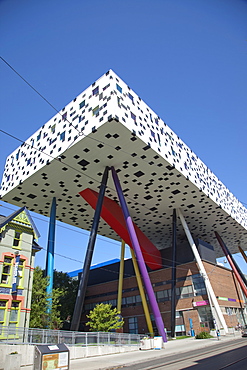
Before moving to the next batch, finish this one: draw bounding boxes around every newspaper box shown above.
[33,343,70,370]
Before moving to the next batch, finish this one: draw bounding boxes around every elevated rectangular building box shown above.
[33,343,70,370]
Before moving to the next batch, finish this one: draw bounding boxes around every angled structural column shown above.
[130,248,154,337]
[45,197,56,308]
[111,166,167,342]
[170,209,177,338]
[117,240,125,312]
[177,208,228,333]
[215,232,247,297]
[70,166,109,331]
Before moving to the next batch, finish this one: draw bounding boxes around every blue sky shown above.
[0,0,247,273]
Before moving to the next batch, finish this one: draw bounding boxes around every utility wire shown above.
[1,127,246,272]
[1,56,246,208]
[0,56,60,115]
[1,56,246,267]
[8,236,235,283]
[4,201,246,281]
[0,203,121,248]
[0,128,173,222]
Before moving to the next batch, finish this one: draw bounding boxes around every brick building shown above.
[78,242,247,336]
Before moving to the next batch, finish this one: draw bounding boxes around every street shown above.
[122,338,247,370]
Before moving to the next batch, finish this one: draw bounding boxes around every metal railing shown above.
[0,326,142,346]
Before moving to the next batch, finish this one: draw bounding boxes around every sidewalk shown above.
[69,333,242,370]
[21,333,242,370]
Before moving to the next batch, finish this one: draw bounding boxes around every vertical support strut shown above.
[215,232,247,297]
[171,209,177,338]
[130,248,154,337]
[45,197,56,306]
[111,166,167,342]
[117,240,125,312]
[177,208,228,333]
[70,166,109,331]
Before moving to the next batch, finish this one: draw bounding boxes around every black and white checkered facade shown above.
[1,70,247,256]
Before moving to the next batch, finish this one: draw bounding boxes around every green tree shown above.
[53,270,78,323]
[29,267,63,329]
[86,303,124,332]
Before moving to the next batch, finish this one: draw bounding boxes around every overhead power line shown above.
[1,56,246,269]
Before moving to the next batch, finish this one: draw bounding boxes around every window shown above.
[1,256,13,284]
[180,285,193,298]
[131,112,136,121]
[197,306,214,329]
[60,131,66,142]
[175,325,185,334]
[0,301,8,329]
[192,275,207,296]
[79,100,85,109]
[156,289,169,302]
[128,93,134,102]
[13,231,22,248]
[9,301,20,329]
[17,260,25,288]
[126,296,134,304]
[92,106,100,116]
[175,311,183,318]
[62,112,67,121]
[103,83,110,91]
[136,295,141,303]
[72,114,78,122]
[226,307,233,315]
[93,86,99,96]
[51,124,56,133]
[116,84,122,93]
[129,317,138,334]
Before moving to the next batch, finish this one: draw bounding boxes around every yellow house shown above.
[0,207,41,334]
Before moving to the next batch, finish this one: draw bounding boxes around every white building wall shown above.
[1,70,247,229]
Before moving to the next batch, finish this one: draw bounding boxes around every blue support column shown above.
[45,197,56,307]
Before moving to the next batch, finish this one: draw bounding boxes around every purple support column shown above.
[111,167,167,342]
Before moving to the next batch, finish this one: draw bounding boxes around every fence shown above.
[0,326,142,347]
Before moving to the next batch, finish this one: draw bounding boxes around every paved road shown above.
[122,338,247,370]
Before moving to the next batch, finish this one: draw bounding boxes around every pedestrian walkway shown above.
[68,333,242,370]
[21,333,242,370]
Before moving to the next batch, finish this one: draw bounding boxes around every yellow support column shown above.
[130,248,154,337]
[117,240,125,312]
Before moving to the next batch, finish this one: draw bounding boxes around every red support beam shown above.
[80,188,162,270]
[215,232,247,298]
